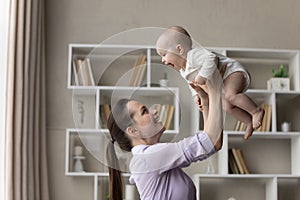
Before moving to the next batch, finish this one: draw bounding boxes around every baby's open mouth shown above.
[168,63,174,68]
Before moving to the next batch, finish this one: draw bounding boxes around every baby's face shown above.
[156,48,186,71]
[156,34,186,71]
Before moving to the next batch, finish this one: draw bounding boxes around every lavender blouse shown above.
[129,132,216,200]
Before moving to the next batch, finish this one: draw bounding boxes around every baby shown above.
[156,26,264,139]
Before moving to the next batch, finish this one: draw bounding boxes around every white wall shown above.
[45,0,300,199]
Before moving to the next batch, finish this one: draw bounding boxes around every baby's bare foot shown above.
[245,123,254,140]
[252,108,265,130]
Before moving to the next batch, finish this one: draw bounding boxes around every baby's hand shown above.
[194,95,204,111]
[194,74,207,85]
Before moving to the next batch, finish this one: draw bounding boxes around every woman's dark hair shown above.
[106,98,133,200]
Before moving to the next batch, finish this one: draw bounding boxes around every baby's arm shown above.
[194,74,207,85]
[198,51,218,80]
[193,51,219,85]
[193,60,227,108]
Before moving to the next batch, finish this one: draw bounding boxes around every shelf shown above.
[67,45,300,200]
[225,131,300,139]
[193,174,277,200]
[65,172,131,177]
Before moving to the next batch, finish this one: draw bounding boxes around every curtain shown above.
[5,0,49,199]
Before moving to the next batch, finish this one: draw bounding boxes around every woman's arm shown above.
[206,69,223,144]
[130,132,216,174]
[190,69,224,150]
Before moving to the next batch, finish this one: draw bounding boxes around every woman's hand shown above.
[189,82,209,111]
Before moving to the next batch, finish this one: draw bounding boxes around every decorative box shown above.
[267,78,290,91]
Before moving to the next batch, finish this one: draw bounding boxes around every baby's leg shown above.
[224,98,254,139]
[224,72,264,137]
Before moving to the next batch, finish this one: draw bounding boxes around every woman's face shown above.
[127,100,165,142]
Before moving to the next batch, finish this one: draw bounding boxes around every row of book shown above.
[72,54,147,87]
[234,103,272,132]
[228,148,250,174]
[128,54,147,87]
[73,58,95,86]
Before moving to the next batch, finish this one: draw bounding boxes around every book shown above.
[129,54,144,86]
[164,105,174,130]
[133,54,146,86]
[265,104,272,132]
[134,61,147,86]
[236,149,250,174]
[162,104,170,126]
[234,120,241,131]
[129,54,147,86]
[238,122,246,132]
[73,58,95,86]
[99,105,107,128]
[78,59,89,85]
[102,104,111,123]
[231,148,244,174]
[257,103,272,132]
[72,59,79,85]
[260,103,268,131]
[73,58,84,85]
[228,149,240,174]
[230,148,250,174]
[83,58,95,86]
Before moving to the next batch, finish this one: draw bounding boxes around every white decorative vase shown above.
[159,79,168,87]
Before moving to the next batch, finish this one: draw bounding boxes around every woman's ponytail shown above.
[106,140,123,200]
[106,99,133,200]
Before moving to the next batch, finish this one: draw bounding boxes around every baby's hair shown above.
[167,25,192,49]
[168,25,191,38]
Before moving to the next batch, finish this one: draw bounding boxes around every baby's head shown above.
[156,26,192,71]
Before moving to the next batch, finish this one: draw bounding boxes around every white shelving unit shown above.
[66,45,300,200]
[192,48,300,200]
[66,44,180,200]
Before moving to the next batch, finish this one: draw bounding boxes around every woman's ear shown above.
[176,44,184,55]
[126,126,139,137]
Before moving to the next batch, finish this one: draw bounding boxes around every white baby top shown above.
[180,47,251,96]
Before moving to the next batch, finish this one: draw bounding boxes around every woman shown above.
[106,69,223,200]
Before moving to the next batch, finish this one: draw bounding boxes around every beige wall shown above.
[45,0,300,199]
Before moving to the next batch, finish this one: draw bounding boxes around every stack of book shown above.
[152,104,175,130]
[73,57,95,86]
[234,103,272,132]
[129,54,147,87]
[228,148,250,174]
